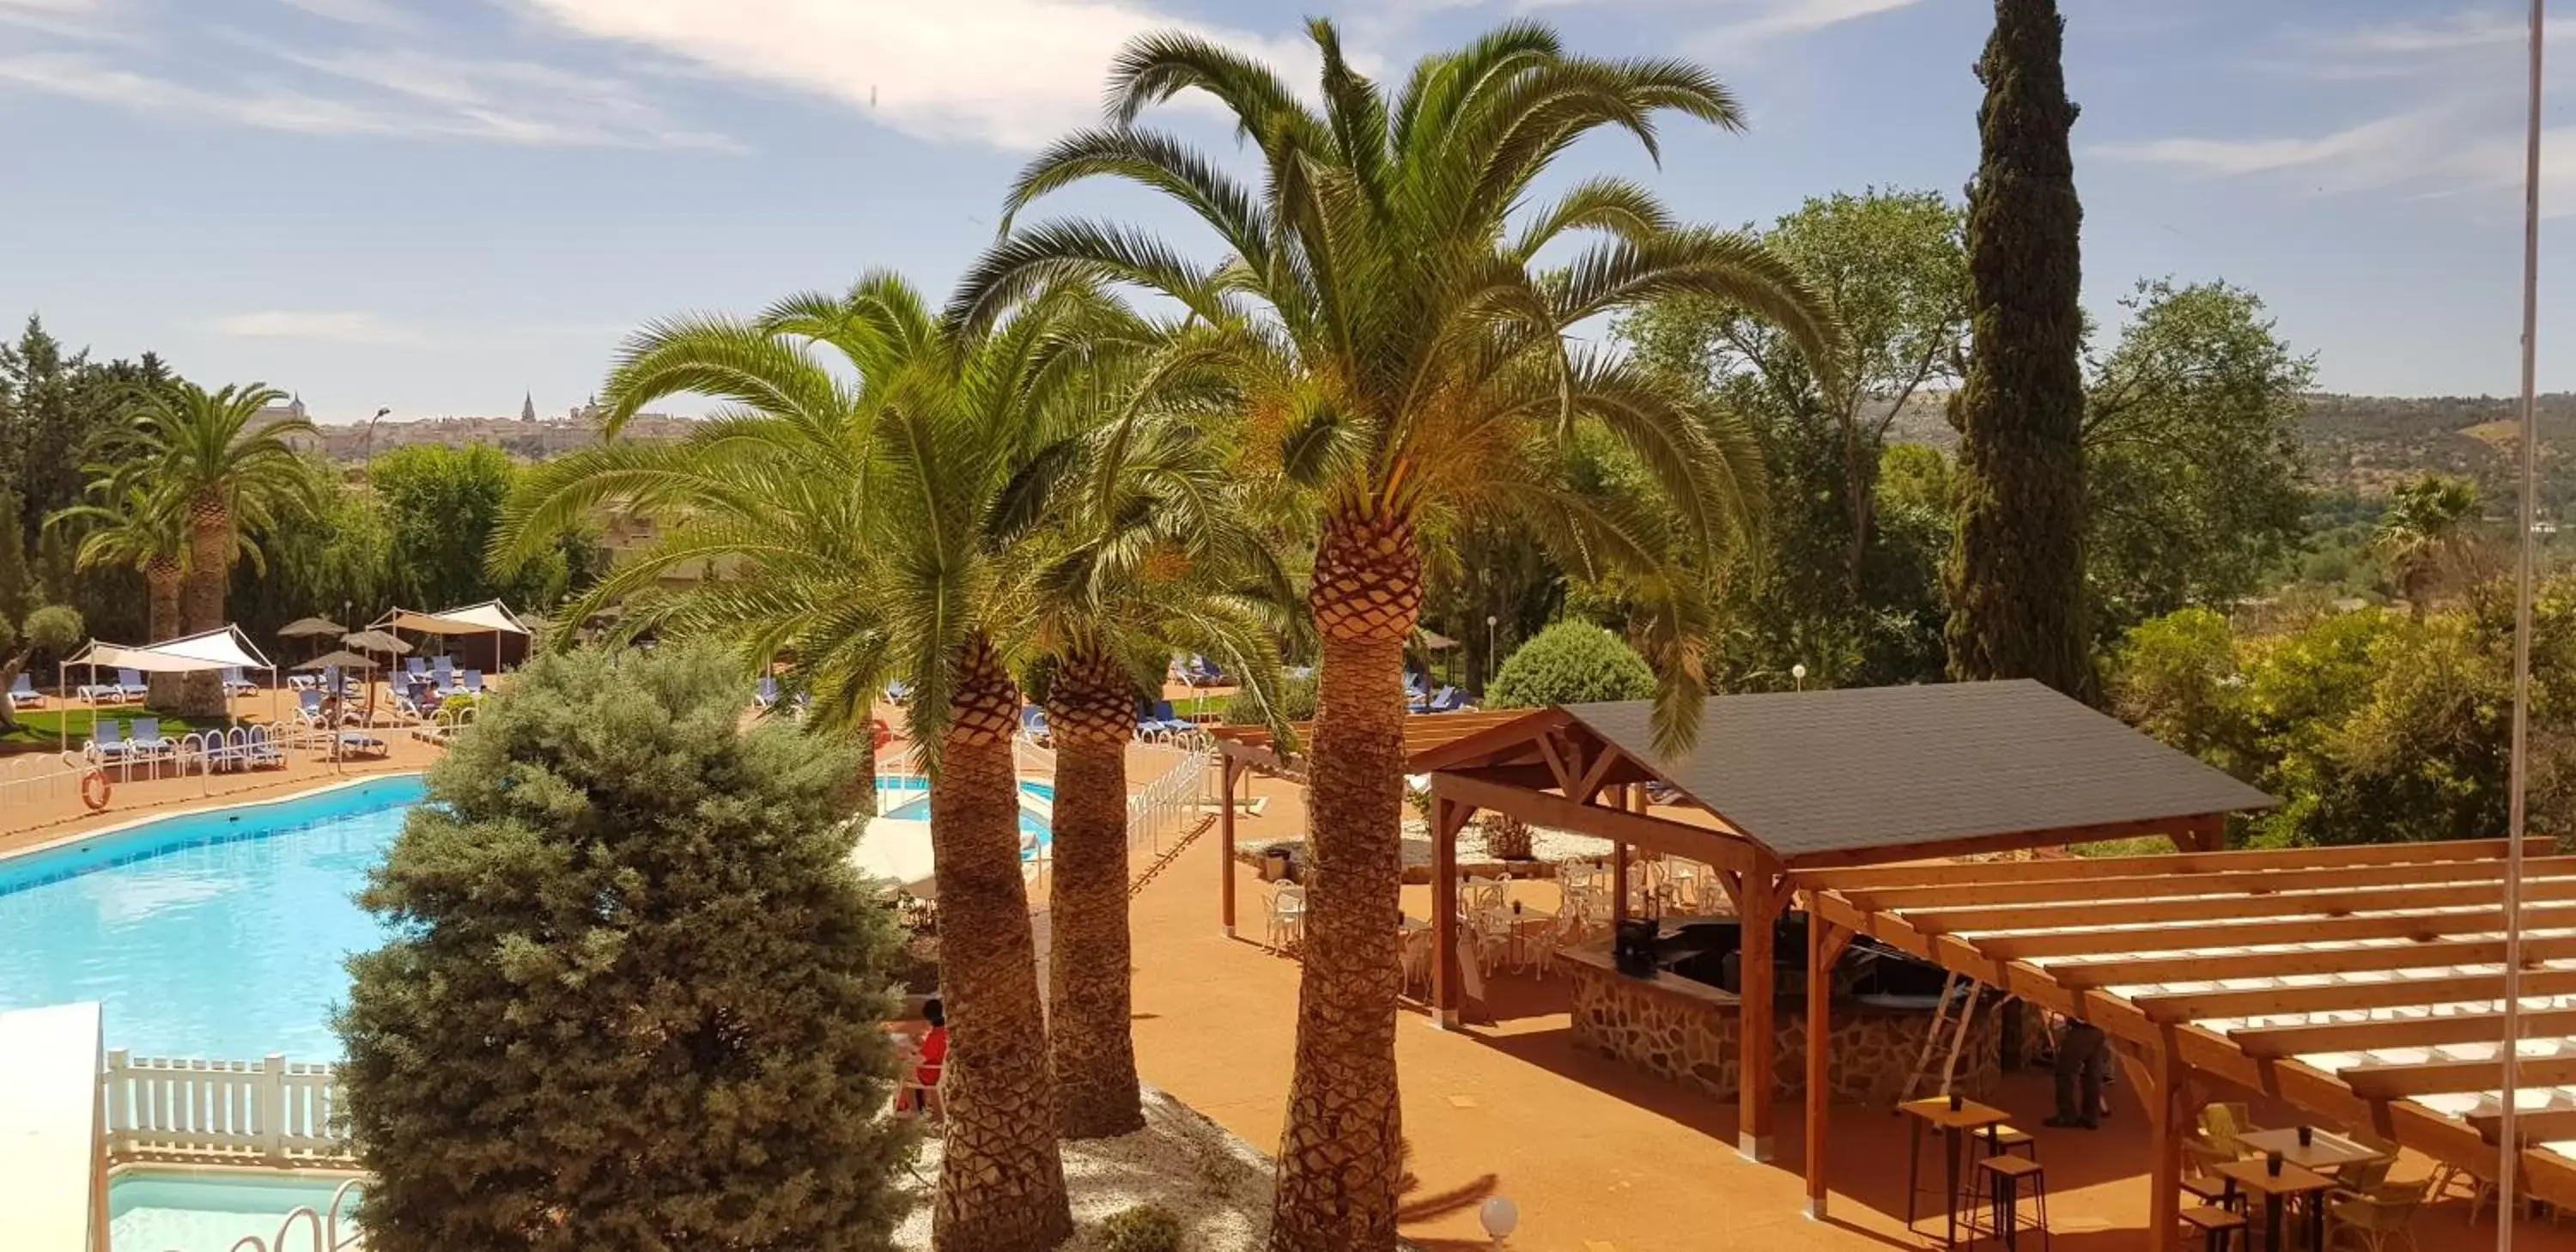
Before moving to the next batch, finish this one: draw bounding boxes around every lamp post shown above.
[1791,663,1807,692]
[1485,615,1499,689]
[358,406,392,465]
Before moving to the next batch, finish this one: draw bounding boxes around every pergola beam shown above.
[1795,837,2550,890]
[2230,1007,2576,1057]
[2342,1054,2576,1101]
[1426,769,1759,877]
[1900,875,2576,933]
[2048,933,2576,991]
[1976,904,2576,961]
[1841,857,2576,911]
[2133,969,2576,1024]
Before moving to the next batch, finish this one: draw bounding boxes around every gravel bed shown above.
[894,1085,1275,1250]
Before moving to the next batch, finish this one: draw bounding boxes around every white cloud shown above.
[273,0,422,35]
[0,0,117,40]
[1696,0,1921,46]
[513,0,1318,149]
[213,311,428,346]
[0,41,735,149]
[2090,113,2433,179]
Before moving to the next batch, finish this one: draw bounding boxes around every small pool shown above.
[0,777,421,1059]
[108,1170,361,1252]
[876,776,1054,844]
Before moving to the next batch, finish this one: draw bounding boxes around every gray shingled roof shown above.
[1564,679,2276,861]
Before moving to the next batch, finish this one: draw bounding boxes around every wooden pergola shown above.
[1801,839,2576,1249]
[1207,710,1532,938]
[1408,680,2273,1164]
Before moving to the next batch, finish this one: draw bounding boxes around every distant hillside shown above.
[1887,390,2576,498]
[264,413,700,463]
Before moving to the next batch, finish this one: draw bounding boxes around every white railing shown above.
[0,750,85,811]
[103,1050,348,1164]
[1127,747,1210,858]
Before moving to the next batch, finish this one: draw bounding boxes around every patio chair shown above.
[126,716,173,758]
[220,666,258,696]
[1399,924,1434,997]
[337,731,391,759]
[1266,884,1307,950]
[88,720,130,762]
[2326,1177,2429,1252]
[2333,1135,2397,1198]
[116,668,149,701]
[6,673,39,708]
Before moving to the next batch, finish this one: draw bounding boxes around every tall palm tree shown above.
[47,484,190,705]
[1024,396,1295,1138]
[955,22,1836,1248]
[501,273,1129,1252]
[100,382,315,714]
[2372,474,2483,617]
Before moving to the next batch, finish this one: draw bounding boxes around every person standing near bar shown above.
[2045,1011,2105,1129]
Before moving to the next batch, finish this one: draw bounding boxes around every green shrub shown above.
[1486,622,1656,709]
[337,644,916,1250]
[1097,1203,1185,1252]
[1224,669,1316,726]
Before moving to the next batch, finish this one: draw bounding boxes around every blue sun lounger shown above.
[6,673,39,708]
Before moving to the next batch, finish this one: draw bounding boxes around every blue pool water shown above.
[109,1170,361,1252]
[0,777,422,1060]
[878,776,1055,843]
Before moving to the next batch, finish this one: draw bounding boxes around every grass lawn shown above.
[1168,692,1234,720]
[0,708,222,753]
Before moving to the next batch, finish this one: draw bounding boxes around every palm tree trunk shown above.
[931,633,1072,1252]
[1271,510,1418,1252]
[180,497,229,717]
[1044,647,1145,1140]
[145,560,183,708]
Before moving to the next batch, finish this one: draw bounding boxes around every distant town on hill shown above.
[263,397,702,464]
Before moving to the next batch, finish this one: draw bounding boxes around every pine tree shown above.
[337,644,918,1252]
[1946,0,2093,698]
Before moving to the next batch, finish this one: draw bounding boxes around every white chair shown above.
[1399,925,1434,997]
[1460,874,1508,917]
[1267,884,1308,951]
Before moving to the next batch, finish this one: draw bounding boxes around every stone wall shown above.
[1567,960,2002,1104]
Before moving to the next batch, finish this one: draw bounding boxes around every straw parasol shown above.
[278,617,349,662]
[297,649,380,728]
[343,629,410,656]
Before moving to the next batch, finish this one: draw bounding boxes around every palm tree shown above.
[2372,474,2482,617]
[955,22,1836,1248]
[100,382,315,714]
[1024,397,1294,1138]
[47,484,189,706]
[501,273,1122,1252]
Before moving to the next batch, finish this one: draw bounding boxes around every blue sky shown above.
[0,0,2565,420]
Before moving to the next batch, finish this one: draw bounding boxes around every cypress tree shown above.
[1946,0,2092,698]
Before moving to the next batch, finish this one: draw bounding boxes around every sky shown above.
[0,0,2569,421]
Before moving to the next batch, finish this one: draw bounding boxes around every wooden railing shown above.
[103,1050,349,1164]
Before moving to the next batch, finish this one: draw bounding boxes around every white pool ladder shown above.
[185,1176,364,1252]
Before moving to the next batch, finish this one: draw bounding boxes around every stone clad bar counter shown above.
[1559,915,2003,1105]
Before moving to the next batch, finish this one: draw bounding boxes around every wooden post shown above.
[2145,1028,2185,1252]
[1805,911,1854,1219]
[2178,811,2226,854]
[1432,793,1464,1029]
[1218,756,1238,937]
[1740,864,1780,1162]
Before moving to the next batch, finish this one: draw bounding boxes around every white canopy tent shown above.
[55,626,281,752]
[373,600,532,674]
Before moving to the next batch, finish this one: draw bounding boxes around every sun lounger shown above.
[1424,686,1466,714]
[116,668,149,700]
[126,717,173,757]
[884,680,911,705]
[6,673,39,708]
[755,676,781,708]
[1019,705,1051,745]
[337,731,390,759]
[296,690,334,728]
[461,670,484,695]
[220,666,258,696]
[88,720,130,761]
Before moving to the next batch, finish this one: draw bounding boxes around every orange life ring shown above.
[80,768,111,812]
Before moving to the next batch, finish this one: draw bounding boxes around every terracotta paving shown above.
[1127,767,2576,1251]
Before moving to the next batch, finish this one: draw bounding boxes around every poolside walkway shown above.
[1126,766,2576,1251]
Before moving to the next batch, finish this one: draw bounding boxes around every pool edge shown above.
[0,773,426,869]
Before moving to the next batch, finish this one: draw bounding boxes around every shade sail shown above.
[64,625,275,674]
[378,600,531,636]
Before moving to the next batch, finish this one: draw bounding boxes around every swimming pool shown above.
[876,775,1054,843]
[108,1170,361,1252]
[0,777,421,1060]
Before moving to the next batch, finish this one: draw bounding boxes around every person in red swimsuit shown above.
[910,998,946,1112]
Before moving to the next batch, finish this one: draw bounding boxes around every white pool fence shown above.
[101,1050,348,1165]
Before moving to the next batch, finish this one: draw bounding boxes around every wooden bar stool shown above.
[1965,1154,2050,1249]
[2179,1204,2247,1251]
[1982,1123,2038,1159]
